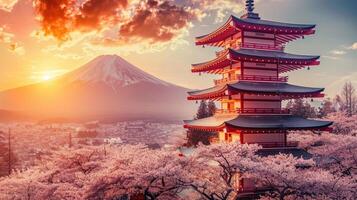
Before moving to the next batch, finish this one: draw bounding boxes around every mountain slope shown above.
[0,55,195,121]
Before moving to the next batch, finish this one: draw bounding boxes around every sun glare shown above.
[42,74,52,81]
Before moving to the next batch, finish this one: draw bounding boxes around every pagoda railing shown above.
[215,108,290,115]
[237,42,285,51]
[214,75,288,85]
[214,76,239,85]
[215,42,284,57]
[238,75,288,82]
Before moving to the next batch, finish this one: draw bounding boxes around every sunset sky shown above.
[0,0,356,98]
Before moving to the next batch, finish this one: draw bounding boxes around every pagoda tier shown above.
[184,0,332,151]
[196,15,315,47]
[192,48,320,74]
[188,82,324,100]
[184,115,332,132]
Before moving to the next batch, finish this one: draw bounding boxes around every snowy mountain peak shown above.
[63,54,170,87]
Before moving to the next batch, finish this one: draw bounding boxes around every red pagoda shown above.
[184,0,332,149]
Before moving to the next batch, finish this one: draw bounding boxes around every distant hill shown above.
[0,55,195,121]
[0,110,27,122]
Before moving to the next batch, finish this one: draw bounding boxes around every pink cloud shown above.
[0,0,19,11]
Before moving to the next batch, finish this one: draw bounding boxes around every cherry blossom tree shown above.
[182,143,261,200]
[85,145,188,200]
[0,130,356,200]
[325,112,357,136]
[247,154,355,200]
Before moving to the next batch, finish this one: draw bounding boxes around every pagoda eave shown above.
[192,48,320,74]
[188,82,325,101]
[228,49,320,64]
[225,115,333,130]
[183,124,225,132]
[184,115,333,132]
[195,16,237,47]
[191,50,231,73]
[195,15,316,46]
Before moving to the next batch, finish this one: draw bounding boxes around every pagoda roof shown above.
[230,48,320,61]
[188,84,227,100]
[183,115,236,131]
[233,15,315,31]
[227,82,324,94]
[225,115,332,130]
[196,15,316,46]
[184,115,332,131]
[192,48,320,74]
[188,82,324,100]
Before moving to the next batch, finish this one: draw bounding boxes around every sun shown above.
[42,74,52,81]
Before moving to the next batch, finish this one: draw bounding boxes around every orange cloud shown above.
[33,0,199,44]
[118,0,196,43]
[33,0,245,46]
[74,0,128,31]
[33,0,76,41]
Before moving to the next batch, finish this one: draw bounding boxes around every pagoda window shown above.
[225,133,233,142]
[218,132,226,142]
[223,73,230,79]
[221,102,228,110]
[224,132,240,143]
[227,102,235,111]
[234,101,241,109]
[231,133,241,143]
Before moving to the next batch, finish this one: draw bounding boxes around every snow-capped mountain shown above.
[0,55,195,121]
[62,55,170,88]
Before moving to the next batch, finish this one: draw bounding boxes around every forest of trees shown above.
[186,100,217,146]
[286,81,357,118]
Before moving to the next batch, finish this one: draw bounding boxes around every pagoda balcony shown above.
[215,108,290,115]
[214,75,288,85]
[215,42,284,57]
[238,75,289,82]
[214,76,239,85]
[238,42,285,51]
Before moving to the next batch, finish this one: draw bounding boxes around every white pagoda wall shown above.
[243,94,282,109]
[244,101,281,109]
[243,31,276,46]
[243,62,278,77]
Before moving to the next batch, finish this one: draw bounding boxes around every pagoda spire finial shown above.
[241,0,260,19]
[246,0,255,13]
